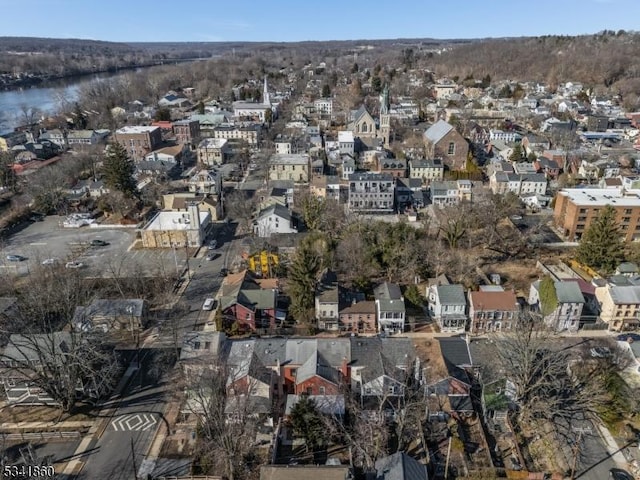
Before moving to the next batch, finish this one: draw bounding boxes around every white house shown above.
[490,172,547,196]
[374,282,405,334]
[188,169,222,195]
[489,129,522,143]
[253,203,297,238]
[409,158,444,184]
[337,131,355,156]
[427,284,468,333]
[529,279,585,333]
[313,98,333,117]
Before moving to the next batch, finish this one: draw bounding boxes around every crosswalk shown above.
[110,413,158,432]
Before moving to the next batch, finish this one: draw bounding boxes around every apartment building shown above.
[409,158,444,184]
[268,154,310,183]
[113,126,163,161]
[553,188,640,242]
[196,138,231,166]
[347,172,394,213]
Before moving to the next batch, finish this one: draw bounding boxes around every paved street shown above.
[77,349,168,480]
[149,221,238,348]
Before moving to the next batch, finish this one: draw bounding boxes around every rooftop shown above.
[115,126,159,134]
[558,188,640,207]
[145,210,209,231]
[269,153,310,165]
[469,289,519,311]
[198,138,228,149]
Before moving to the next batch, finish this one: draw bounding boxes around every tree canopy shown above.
[575,205,624,273]
[102,142,138,198]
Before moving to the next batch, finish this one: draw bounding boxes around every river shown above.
[0,62,196,135]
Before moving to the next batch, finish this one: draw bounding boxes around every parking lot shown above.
[0,216,189,278]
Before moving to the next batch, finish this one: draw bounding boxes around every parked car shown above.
[207,240,217,250]
[41,258,59,266]
[65,261,84,269]
[219,268,229,277]
[206,252,220,261]
[6,254,27,262]
[610,469,634,480]
[202,298,217,311]
[90,239,109,247]
[590,347,612,358]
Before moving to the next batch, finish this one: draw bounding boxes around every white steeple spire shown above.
[263,75,270,106]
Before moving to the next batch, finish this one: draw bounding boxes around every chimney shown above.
[341,356,349,382]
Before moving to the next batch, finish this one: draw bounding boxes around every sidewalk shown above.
[595,421,629,466]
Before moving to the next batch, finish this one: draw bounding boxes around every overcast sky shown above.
[1,0,638,42]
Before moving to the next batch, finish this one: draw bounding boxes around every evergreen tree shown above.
[321,84,331,97]
[576,205,624,272]
[288,396,325,452]
[509,143,523,162]
[197,101,205,114]
[287,236,325,324]
[103,142,138,198]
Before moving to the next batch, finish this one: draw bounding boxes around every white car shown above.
[202,298,217,311]
[207,240,217,250]
[65,261,84,269]
[42,258,59,266]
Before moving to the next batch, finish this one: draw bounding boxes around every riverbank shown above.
[0,57,205,92]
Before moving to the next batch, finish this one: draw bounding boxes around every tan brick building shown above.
[553,188,640,242]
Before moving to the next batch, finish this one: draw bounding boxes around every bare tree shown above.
[179,358,261,480]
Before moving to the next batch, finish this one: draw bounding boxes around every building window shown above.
[447,142,455,155]
[319,386,326,395]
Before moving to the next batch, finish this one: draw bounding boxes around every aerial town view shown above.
[1,1,640,479]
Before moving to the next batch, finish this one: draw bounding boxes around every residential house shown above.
[315,276,341,331]
[197,138,231,166]
[341,156,356,180]
[423,120,469,171]
[73,299,147,332]
[212,125,262,146]
[374,282,406,334]
[528,280,585,332]
[173,120,200,146]
[113,126,163,161]
[337,131,355,156]
[425,337,474,418]
[219,271,282,331]
[348,172,395,214]
[489,172,547,196]
[469,287,520,333]
[66,129,105,147]
[595,282,640,331]
[67,179,109,199]
[512,163,538,175]
[395,178,424,210]
[428,284,468,333]
[534,157,560,179]
[376,157,407,178]
[253,203,297,237]
[259,466,352,480]
[430,180,472,207]
[375,452,428,480]
[188,169,222,195]
[0,131,27,152]
[409,158,444,185]
[489,129,522,143]
[158,92,190,108]
[350,336,414,400]
[310,175,340,201]
[521,134,551,156]
[269,154,310,183]
[313,98,333,117]
[233,101,271,123]
[339,300,377,334]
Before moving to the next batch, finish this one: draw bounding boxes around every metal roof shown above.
[436,284,467,306]
[423,119,454,144]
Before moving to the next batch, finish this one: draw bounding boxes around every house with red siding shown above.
[218,271,283,331]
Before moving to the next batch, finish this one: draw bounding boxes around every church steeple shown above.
[379,83,391,146]
[263,75,270,106]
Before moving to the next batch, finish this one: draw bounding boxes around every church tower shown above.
[379,83,391,147]
[263,75,271,106]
